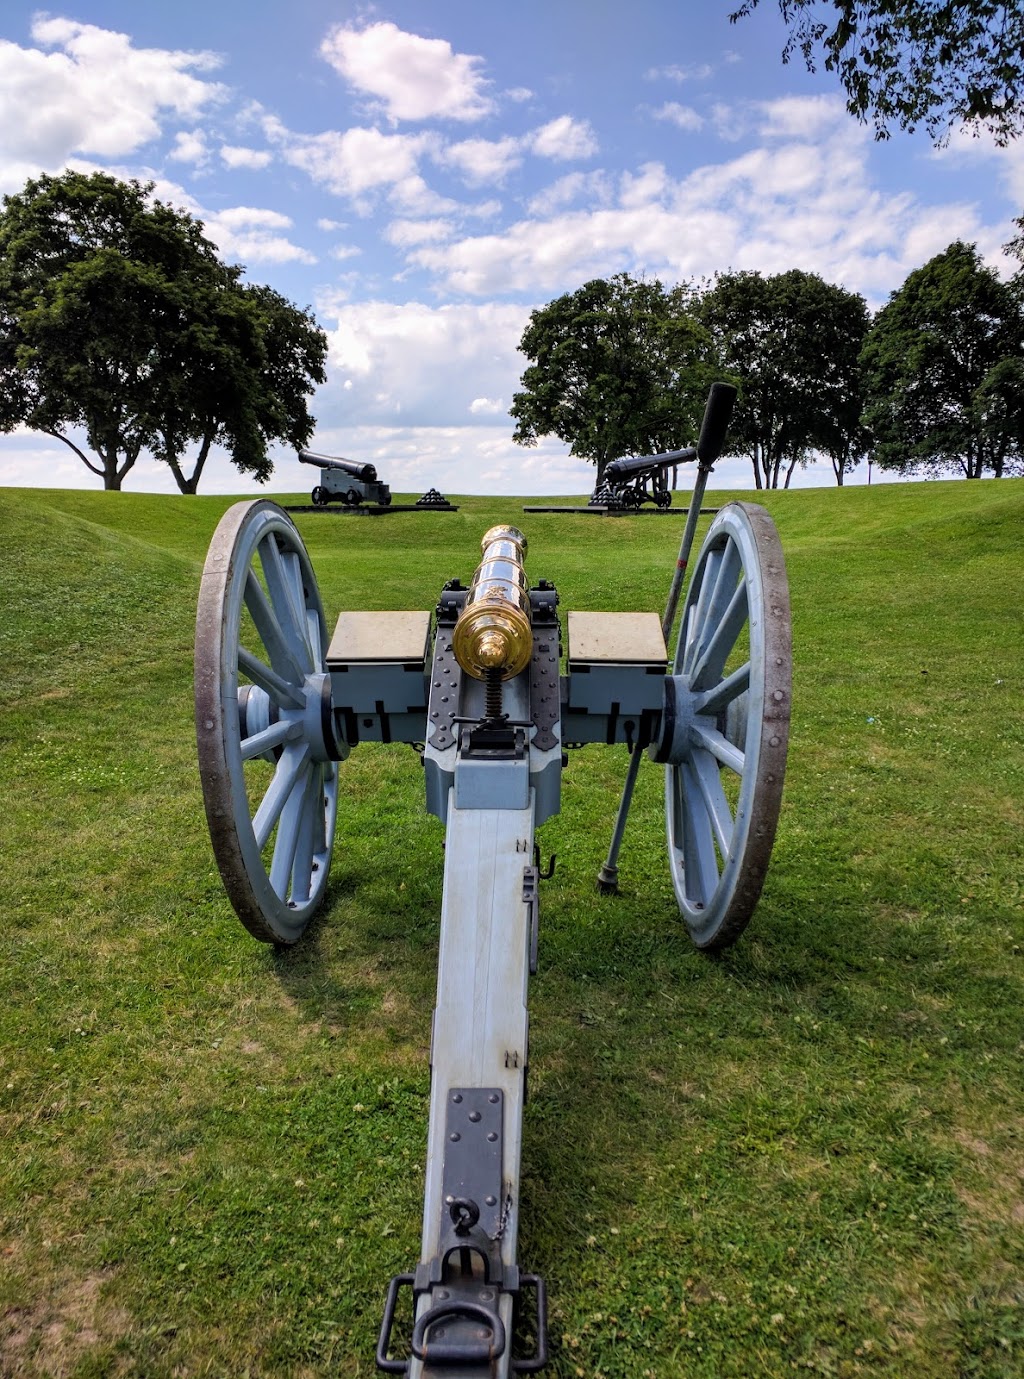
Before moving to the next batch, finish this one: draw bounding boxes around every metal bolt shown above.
[488,1093,499,1103]
[452,1093,463,1103]
[484,1196,496,1207]
[450,1132,461,1142]
[487,1132,498,1142]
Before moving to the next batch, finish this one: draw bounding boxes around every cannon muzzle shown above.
[297,450,378,483]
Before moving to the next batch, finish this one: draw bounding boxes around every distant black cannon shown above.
[297,450,392,507]
[592,445,699,510]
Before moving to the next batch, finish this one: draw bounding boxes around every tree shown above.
[510,274,717,489]
[730,1,1024,144]
[698,269,870,488]
[860,240,1024,478]
[0,171,326,492]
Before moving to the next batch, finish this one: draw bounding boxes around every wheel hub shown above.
[649,675,695,765]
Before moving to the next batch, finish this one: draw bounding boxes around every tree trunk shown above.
[177,432,215,494]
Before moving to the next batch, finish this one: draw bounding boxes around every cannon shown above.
[591,445,695,510]
[298,448,393,507]
[195,383,792,1374]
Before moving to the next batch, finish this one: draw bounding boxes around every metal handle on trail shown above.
[596,383,737,894]
[411,1301,507,1363]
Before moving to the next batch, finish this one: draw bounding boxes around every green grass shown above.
[0,479,1022,1378]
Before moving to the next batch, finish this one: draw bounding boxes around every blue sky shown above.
[2,1,1022,496]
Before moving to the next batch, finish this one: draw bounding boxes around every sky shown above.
[1,0,1023,498]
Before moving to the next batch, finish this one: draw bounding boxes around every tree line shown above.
[511,235,1024,489]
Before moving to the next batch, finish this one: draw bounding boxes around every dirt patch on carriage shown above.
[0,1271,131,1378]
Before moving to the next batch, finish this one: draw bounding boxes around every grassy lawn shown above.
[0,478,1022,1378]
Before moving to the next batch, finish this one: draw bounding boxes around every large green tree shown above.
[0,171,326,492]
[731,1,1024,144]
[698,268,870,488]
[860,240,1024,479]
[510,273,716,489]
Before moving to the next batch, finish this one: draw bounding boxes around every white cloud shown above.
[329,244,362,261]
[407,105,991,302]
[646,63,713,83]
[529,116,599,161]
[527,171,613,216]
[388,174,460,216]
[220,144,273,170]
[319,21,494,123]
[317,217,347,231]
[204,206,316,265]
[469,396,506,415]
[441,136,523,185]
[505,87,534,103]
[758,94,849,139]
[169,129,209,164]
[319,301,530,428]
[385,218,455,247]
[272,125,438,204]
[653,101,704,133]
[0,17,224,174]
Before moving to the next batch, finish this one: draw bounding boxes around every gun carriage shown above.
[298,449,393,507]
[195,384,792,1374]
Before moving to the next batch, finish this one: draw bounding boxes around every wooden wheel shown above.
[652,503,791,949]
[195,501,344,944]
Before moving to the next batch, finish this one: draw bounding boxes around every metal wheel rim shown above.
[665,502,791,949]
[195,500,340,944]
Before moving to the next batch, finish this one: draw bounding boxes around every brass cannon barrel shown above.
[452,525,533,681]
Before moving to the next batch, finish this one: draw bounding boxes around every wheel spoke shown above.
[287,767,321,905]
[690,749,734,857]
[244,571,307,685]
[692,661,751,717]
[238,646,305,710]
[681,545,724,673]
[270,759,316,899]
[240,718,301,761]
[311,763,329,854]
[259,535,314,675]
[679,763,720,906]
[684,539,741,673]
[689,579,748,691]
[252,741,311,850]
[689,721,745,775]
[306,606,323,667]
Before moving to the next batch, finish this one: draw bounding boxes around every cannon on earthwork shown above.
[298,448,393,507]
[195,383,792,1375]
[590,445,695,510]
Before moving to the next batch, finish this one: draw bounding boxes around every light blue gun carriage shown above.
[195,384,792,1375]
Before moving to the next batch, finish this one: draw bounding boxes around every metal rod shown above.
[596,459,715,893]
